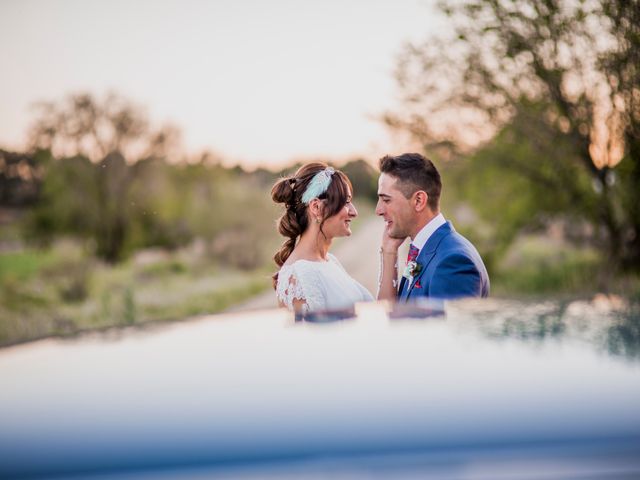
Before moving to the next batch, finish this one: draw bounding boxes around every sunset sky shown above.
[0,0,443,168]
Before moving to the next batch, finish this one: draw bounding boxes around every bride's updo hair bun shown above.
[271,177,296,205]
[271,162,353,288]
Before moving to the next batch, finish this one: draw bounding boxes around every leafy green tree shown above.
[27,93,182,262]
[25,153,97,244]
[387,0,640,270]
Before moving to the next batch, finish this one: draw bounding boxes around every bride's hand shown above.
[377,221,405,301]
[381,221,405,254]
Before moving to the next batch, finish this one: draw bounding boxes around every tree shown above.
[27,93,182,262]
[0,149,42,206]
[29,92,181,162]
[340,158,378,202]
[386,0,640,270]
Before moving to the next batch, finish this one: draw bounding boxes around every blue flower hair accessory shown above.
[301,167,335,204]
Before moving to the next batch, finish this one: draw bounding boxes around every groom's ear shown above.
[413,191,428,212]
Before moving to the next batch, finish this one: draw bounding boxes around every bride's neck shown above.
[298,228,332,261]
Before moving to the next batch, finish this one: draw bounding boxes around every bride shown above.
[272,163,373,315]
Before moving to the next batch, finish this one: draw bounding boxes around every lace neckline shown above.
[282,256,333,269]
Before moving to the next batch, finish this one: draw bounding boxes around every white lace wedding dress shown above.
[276,253,373,314]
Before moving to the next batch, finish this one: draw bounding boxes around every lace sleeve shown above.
[276,263,326,313]
[276,267,309,314]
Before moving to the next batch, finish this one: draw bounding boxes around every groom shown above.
[376,153,489,301]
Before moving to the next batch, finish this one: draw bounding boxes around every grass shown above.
[0,250,58,282]
[490,234,640,298]
[0,242,274,347]
[491,251,602,295]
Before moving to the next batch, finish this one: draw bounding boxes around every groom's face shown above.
[376,173,414,239]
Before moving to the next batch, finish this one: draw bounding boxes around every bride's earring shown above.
[316,217,321,224]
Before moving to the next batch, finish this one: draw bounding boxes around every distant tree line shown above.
[1,93,378,265]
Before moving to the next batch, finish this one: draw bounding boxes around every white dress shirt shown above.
[411,213,446,253]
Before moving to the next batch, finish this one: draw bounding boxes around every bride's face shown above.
[321,189,358,238]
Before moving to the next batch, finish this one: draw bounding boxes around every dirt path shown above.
[228,215,407,312]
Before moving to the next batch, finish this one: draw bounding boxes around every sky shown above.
[0,0,443,168]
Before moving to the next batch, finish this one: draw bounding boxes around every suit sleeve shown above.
[429,253,483,299]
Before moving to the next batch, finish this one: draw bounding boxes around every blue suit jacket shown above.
[398,221,489,301]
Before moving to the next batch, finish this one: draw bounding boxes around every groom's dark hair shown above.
[379,153,441,210]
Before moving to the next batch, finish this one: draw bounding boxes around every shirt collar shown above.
[411,213,446,252]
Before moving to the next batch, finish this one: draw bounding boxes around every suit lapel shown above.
[404,222,453,300]
[397,276,408,299]
[404,249,435,299]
